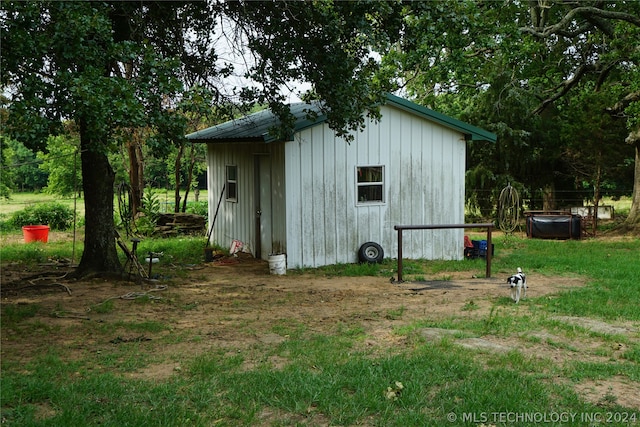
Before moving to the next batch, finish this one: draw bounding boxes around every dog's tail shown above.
[517,267,522,274]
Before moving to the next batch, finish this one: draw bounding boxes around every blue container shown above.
[471,240,494,258]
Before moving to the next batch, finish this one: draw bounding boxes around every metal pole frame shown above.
[393,223,494,282]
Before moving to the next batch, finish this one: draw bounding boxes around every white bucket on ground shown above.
[268,254,286,275]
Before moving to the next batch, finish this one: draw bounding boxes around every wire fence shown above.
[468,188,632,210]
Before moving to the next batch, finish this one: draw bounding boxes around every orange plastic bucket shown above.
[22,225,50,243]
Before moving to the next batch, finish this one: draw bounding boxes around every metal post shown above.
[486,227,492,278]
[148,252,153,278]
[397,227,403,282]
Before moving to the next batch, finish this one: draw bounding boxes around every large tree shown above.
[2,1,224,275]
[1,1,404,276]
[390,0,640,229]
[523,1,640,229]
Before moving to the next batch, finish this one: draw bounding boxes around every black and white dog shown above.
[507,267,527,303]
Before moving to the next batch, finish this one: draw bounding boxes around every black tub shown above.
[526,214,581,239]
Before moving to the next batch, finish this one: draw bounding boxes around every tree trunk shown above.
[128,132,145,218]
[174,143,184,213]
[592,160,602,235]
[181,143,197,213]
[75,119,122,276]
[626,139,640,229]
[542,183,556,212]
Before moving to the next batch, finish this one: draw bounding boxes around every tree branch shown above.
[521,6,640,38]
[533,63,594,115]
[606,90,640,115]
[594,61,619,92]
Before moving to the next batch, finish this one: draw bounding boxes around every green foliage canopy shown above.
[1,1,224,150]
[389,0,640,212]
[1,136,48,194]
[222,0,405,139]
[38,135,82,197]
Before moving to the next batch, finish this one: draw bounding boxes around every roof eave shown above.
[469,133,497,142]
[187,136,267,144]
[385,93,497,143]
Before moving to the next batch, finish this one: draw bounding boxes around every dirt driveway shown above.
[2,252,639,411]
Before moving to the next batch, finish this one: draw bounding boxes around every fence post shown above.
[486,226,492,279]
[397,227,403,282]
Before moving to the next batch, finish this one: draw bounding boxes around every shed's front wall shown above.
[206,142,286,259]
[285,104,466,268]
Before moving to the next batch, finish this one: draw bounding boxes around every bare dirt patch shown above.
[2,253,639,410]
[574,377,640,410]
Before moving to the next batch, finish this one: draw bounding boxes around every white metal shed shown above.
[187,94,496,269]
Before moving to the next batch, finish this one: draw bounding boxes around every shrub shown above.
[0,213,13,232]
[186,201,208,219]
[134,188,161,236]
[10,202,75,230]
[140,188,161,223]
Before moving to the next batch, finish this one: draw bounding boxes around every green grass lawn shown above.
[1,221,639,425]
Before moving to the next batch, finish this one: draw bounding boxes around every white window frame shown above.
[356,165,385,205]
[225,165,238,202]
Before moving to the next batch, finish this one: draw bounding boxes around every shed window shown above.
[356,166,384,204]
[226,165,237,201]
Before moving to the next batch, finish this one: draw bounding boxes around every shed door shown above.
[254,154,271,260]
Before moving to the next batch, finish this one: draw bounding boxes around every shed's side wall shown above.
[285,104,466,268]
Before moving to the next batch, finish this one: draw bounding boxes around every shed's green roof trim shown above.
[385,93,497,142]
[186,94,496,143]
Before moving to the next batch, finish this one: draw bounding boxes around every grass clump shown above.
[0,243,50,264]
[1,303,41,324]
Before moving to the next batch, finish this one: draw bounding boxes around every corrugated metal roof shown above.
[185,101,326,143]
[186,94,496,143]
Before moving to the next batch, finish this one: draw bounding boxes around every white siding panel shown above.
[419,118,432,258]
[310,125,325,266]
[334,134,351,263]
[297,131,315,266]
[285,137,304,268]
[385,107,402,259]
[323,127,337,265]
[207,143,225,241]
[398,111,418,255]
[343,134,359,262]
[431,124,445,258]
[302,131,314,266]
[379,111,396,258]
[410,113,426,258]
[379,105,466,261]
[269,143,287,255]
[354,116,386,255]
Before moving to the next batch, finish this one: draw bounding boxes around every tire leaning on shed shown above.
[358,242,384,264]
